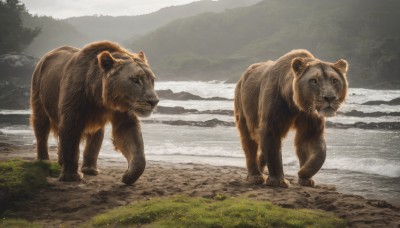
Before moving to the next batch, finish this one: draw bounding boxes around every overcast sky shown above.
[21,0,200,19]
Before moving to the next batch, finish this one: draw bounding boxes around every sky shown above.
[21,0,201,19]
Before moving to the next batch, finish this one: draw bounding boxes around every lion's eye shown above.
[130,77,140,84]
[332,78,339,84]
[309,79,318,84]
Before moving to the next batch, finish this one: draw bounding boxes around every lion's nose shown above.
[323,96,336,103]
[147,98,159,107]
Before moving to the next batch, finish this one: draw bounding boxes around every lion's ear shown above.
[291,57,308,77]
[98,51,115,71]
[138,51,148,65]
[333,59,348,75]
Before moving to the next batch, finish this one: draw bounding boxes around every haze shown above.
[21,0,200,19]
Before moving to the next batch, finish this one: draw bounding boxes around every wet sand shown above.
[1,144,400,227]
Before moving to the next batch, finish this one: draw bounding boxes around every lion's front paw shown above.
[59,171,82,182]
[81,166,99,176]
[266,176,290,188]
[247,174,266,185]
[298,178,315,187]
[121,172,136,185]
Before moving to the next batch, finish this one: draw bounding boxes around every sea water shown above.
[0,81,399,205]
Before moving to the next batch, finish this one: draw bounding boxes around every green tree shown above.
[0,0,40,55]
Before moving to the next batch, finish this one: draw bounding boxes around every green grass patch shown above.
[0,159,61,212]
[0,218,41,228]
[88,195,346,228]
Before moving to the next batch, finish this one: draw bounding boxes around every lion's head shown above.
[291,57,348,117]
[97,50,159,117]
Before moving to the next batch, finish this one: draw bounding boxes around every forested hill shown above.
[22,13,87,57]
[65,0,260,44]
[128,0,400,89]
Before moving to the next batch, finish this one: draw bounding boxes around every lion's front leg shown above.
[294,115,326,187]
[58,122,84,182]
[259,128,290,188]
[81,128,104,176]
[111,112,146,185]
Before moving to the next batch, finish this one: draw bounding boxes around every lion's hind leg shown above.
[236,116,265,185]
[31,104,51,160]
[81,128,104,175]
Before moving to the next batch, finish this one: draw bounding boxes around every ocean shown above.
[0,81,399,205]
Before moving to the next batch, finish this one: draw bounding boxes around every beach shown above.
[0,143,399,227]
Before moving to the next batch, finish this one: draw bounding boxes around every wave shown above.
[0,128,31,135]
[347,88,400,104]
[155,81,235,99]
[0,110,30,115]
[323,157,400,178]
[156,82,400,104]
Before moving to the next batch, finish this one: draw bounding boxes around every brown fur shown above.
[234,49,348,187]
[30,41,159,184]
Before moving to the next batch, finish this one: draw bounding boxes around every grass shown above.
[0,159,61,212]
[88,195,346,228]
[0,218,41,228]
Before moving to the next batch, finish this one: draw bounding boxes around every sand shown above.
[1,144,400,227]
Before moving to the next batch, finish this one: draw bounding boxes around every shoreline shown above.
[1,144,400,227]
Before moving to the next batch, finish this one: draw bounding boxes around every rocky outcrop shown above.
[143,118,235,127]
[337,110,400,117]
[154,106,233,115]
[326,121,400,130]
[0,53,37,109]
[361,97,400,106]
[156,89,230,101]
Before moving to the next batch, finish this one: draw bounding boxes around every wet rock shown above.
[326,121,400,130]
[154,106,234,116]
[362,97,400,106]
[338,110,400,117]
[156,89,230,101]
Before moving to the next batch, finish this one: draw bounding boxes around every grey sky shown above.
[21,0,200,19]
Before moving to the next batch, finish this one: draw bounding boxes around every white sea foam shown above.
[148,113,234,122]
[323,157,400,178]
[0,110,30,115]
[156,81,400,105]
[0,126,31,135]
[347,88,400,104]
[158,100,234,111]
[156,81,235,99]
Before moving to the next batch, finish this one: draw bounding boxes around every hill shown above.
[22,13,87,57]
[65,0,260,44]
[127,0,400,88]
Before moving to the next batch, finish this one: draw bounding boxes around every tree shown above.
[0,0,40,55]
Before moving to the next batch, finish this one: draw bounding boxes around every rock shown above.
[154,105,233,116]
[0,53,37,85]
[361,97,400,106]
[156,89,230,101]
[0,53,38,109]
[154,106,197,114]
[338,110,400,117]
[326,121,400,130]
[142,118,235,127]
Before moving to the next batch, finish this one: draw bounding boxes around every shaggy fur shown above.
[31,41,159,184]
[234,49,348,187]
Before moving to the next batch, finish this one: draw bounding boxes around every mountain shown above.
[65,0,260,44]
[127,0,400,88]
[22,13,87,57]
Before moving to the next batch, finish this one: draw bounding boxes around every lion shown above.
[30,41,159,184]
[234,49,348,188]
